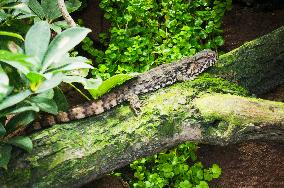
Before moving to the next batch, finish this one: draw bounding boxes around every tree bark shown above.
[57,0,76,27]
[0,27,283,188]
[211,26,284,95]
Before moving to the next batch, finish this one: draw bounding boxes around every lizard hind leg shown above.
[127,93,142,115]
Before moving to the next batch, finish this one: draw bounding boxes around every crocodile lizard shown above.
[15,49,217,136]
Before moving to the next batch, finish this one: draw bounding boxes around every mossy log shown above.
[0,27,284,188]
[211,26,284,95]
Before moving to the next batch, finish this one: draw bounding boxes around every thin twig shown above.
[57,0,76,27]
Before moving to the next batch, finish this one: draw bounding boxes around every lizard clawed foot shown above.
[127,93,142,115]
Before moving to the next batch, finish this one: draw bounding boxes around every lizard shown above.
[6,49,217,138]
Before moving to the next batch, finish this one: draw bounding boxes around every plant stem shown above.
[69,83,91,101]
[57,0,76,27]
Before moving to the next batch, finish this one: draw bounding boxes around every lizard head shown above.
[187,49,217,75]
[185,49,217,76]
[194,49,217,68]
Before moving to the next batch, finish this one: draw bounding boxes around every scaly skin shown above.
[9,49,217,137]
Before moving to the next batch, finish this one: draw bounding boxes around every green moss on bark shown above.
[194,94,284,126]
[0,77,250,188]
[1,26,283,187]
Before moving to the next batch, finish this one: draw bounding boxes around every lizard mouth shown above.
[194,49,218,67]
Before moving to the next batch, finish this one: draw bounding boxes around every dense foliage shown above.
[129,142,221,188]
[1,2,225,187]
[0,1,101,169]
[82,0,231,79]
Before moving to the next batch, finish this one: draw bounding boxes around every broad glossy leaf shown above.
[36,73,63,93]
[28,0,45,19]
[0,123,6,136]
[63,76,102,89]
[0,11,8,23]
[88,74,137,99]
[7,136,33,153]
[0,104,39,118]
[5,111,35,133]
[30,97,58,114]
[53,87,69,111]
[53,21,69,29]
[12,3,32,16]
[0,50,32,75]
[36,89,54,99]
[41,27,91,72]
[51,56,93,72]
[65,0,82,13]
[41,0,81,21]
[0,31,24,41]
[25,21,50,62]
[0,144,12,170]
[41,0,61,20]
[49,23,62,34]
[26,71,45,84]
[0,90,32,111]
[0,65,9,101]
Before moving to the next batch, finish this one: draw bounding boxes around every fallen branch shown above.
[0,26,284,188]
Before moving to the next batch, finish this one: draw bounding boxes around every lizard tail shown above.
[24,90,125,134]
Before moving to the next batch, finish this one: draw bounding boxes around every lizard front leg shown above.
[127,93,142,115]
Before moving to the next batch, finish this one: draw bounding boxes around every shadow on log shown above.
[0,26,284,188]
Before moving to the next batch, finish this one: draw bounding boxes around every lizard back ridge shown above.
[28,49,217,133]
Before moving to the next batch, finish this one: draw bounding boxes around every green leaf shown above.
[65,0,82,13]
[27,71,45,83]
[0,12,8,24]
[88,73,137,99]
[196,181,209,188]
[0,31,24,41]
[0,104,39,118]
[41,27,91,72]
[53,21,69,29]
[40,0,81,21]
[30,97,58,114]
[5,111,35,133]
[0,50,33,75]
[53,87,69,111]
[28,0,45,19]
[36,73,63,93]
[25,21,51,62]
[179,180,192,188]
[211,164,221,178]
[0,144,12,170]
[63,76,102,89]
[27,71,45,91]
[41,0,61,20]
[0,90,32,111]
[49,23,62,33]
[36,89,54,99]
[214,36,224,46]
[0,122,6,136]
[0,65,10,101]
[7,136,33,153]
[50,56,93,72]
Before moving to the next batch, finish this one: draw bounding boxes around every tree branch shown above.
[1,26,284,188]
[57,0,76,27]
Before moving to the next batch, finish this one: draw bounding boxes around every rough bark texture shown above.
[57,0,76,27]
[0,27,283,188]
[211,26,284,95]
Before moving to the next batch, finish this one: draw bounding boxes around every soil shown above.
[75,1,284,187]
[198,141,284,188]
[221,3,284,52]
